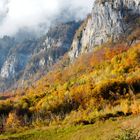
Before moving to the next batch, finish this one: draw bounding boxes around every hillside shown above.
[0,42,140,139]
[0,0,140,92]
[0,21,80,91]
[1,116,140,140]
[0,0,139,139]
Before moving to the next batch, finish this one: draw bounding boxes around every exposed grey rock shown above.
[0,21,80,91]
[21,21,80,82]
[69,0,140,60]
[0,40,36,79]
[0,36,15,69]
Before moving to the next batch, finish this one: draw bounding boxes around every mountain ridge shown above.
[0,21,81,91]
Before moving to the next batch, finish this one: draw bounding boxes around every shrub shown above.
[113,129,140,140]
[5,112,22,130]
[93,80,128,100]
[127,77,140,93]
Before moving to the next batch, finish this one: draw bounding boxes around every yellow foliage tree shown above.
[6,112,21,129]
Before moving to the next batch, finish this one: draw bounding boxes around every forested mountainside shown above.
[0,0,139,139]
[0,41,140,139]
[0,0,140,92]
[0,21,80,91]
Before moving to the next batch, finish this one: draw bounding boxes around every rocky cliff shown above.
[69,0,140,60]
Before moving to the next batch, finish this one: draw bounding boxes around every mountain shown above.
[0,21,81,91]
[0,0,140,92]
[69,0,140,60]
[0,0,140,139]
[0,36,16,69]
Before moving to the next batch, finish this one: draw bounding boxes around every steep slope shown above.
[69,0,140,60]
[0,0,140,92]
[22,22,81,82]
[0,1,140,138]
[0,21,80,91]
[0,42,140,132]
[0,36,16,70]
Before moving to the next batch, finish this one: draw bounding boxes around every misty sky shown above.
[0,0,93,37]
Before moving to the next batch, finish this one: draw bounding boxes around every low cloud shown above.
[0,0,93,36]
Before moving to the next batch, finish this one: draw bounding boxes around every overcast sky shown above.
[0,0,93,37]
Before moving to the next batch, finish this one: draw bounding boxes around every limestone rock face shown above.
[69,0,140,60]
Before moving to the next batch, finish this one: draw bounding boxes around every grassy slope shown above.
[1,115,140,140]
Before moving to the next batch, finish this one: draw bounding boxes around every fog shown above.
[0,0,93,36]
